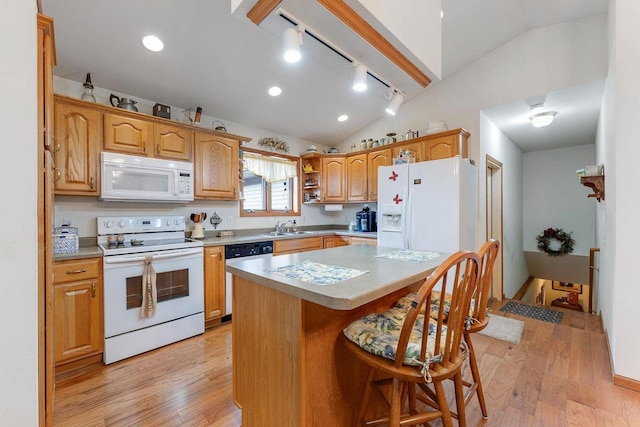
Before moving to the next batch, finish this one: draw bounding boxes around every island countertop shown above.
[225,244,446,310]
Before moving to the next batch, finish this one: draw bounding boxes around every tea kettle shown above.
[110,94,138,112]
[404,129,418,140]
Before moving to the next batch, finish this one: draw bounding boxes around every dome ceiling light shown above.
[529,103,557,127]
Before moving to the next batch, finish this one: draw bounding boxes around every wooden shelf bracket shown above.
[580,175,605,202]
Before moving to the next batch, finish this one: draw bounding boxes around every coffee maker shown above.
[355,205,376,232]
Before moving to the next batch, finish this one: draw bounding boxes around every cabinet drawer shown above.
[54,258,101,283]
[274,237,324,255]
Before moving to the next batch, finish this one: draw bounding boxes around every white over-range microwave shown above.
[100,152,194,202]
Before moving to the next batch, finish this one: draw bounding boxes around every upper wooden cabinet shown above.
[392,141,423,162]
[103,112,153,157]
[53,98,100,195]
[422,129,469,160]
[366,148,393,202]
[321,156,346,203]
[347,153,367,202]
[153,124,193,161]
[194,132,239,200]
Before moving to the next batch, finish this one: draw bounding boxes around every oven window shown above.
[126,269,189,310]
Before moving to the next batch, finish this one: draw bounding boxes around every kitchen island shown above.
[226,244,446,426]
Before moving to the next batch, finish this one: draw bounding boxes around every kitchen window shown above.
[241,148,300,217]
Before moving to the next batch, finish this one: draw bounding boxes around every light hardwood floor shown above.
[53,303,640,426]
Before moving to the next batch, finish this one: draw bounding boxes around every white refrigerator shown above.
[377,156,478,253]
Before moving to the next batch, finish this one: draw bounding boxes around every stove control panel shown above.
[98,216,186,235]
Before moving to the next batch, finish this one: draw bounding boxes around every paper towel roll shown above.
[324,204,343,212]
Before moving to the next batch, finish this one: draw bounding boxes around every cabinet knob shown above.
[157,143,160,155]
[143,141,147,152]
[91,282,96,298]
[90,176,94,189]
[53,167,61,181]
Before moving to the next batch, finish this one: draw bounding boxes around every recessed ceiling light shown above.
[338,115,348,122]
[268,86,282,96]
[441,10,444,19]
[142,35,164,52]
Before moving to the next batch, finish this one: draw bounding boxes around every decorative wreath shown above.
[536,227,575,257]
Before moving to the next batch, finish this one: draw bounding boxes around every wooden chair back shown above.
[394,251,480,373]
[469,239,500,330]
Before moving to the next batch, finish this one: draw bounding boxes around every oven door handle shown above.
[104,248,203,264]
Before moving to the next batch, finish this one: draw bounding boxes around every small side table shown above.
[551,298,583,312]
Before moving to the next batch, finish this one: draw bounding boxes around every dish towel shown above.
[140,256,157,318]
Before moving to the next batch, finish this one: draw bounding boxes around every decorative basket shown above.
[54,226,79,254]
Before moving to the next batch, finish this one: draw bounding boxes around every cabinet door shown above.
[392,142,423,162]
[423,134,467,160]
[321,157,346,203]
[103,113,151,156]
[53,101,100,195]
[323,236,348,248]
[53,278,102,364]
[347,237,377,246]
[204,246,225,327]
[347,154,367,202]
[274,237,324,255]
[153,124,193,161]
[367,149,393,201]
[194,133,239,199]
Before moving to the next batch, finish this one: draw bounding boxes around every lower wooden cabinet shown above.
[274,237,324,255]
[345,236,377,246]
[53,258,103,366]
[323,236,348,248]
[204,246,226,328]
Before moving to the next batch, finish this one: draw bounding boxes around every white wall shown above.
[0,2,39,425]
[609,0,640,382]
[523,145,596,254]
[53,78,366,235]
[480,113,528,297]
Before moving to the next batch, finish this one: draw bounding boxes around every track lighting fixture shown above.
[528,103,556,127]
[283,26,303,63]
[352,63,368,92]
[385,91,404,115]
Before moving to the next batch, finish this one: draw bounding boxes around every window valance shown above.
[243,152,298,182]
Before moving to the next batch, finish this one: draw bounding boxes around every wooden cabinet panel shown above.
[346,236,377,246]
[347,154,367,202]
[53,258,102,365]
[204,246,225,327]
[103,113,151,156]
[194,133,239,200]
[392,141,423,162]
[274,237,324,255]
[366,149,393,201]
[323,236,348,248]
[153,124,193,161]
[53,101,100,195]
[423,129,469,160]
[321,157,346,203]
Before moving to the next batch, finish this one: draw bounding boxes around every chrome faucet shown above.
[275,220,293,233]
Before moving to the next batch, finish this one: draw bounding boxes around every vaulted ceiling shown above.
[41,0,608,148]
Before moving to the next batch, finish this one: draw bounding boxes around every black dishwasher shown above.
[224,241,274,321]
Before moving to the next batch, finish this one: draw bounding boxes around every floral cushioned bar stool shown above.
[343,251,480,427]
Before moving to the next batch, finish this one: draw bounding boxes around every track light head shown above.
[352,63,368,92]
[283,27,302,63]
[385,91,404,115]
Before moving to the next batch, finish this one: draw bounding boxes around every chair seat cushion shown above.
[395,291,476,321]
[343,306,446,366]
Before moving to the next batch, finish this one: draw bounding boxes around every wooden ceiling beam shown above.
[317,0,431,88]
[247,0,282,25]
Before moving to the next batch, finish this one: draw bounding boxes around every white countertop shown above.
[226,245,447,310]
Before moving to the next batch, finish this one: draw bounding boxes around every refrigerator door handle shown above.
[404,186,411,250]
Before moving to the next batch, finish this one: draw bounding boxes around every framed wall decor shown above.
[552,281,582,294]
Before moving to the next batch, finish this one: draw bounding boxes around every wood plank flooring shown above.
[53,302,640,426]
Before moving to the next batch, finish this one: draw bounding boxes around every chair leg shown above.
[433,380,453,427]
[454,372,467,427]
[389,377,404,426]
[354,367,375,426]
[464,333,488,419]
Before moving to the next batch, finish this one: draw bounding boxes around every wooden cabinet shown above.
[347,154,367,202]
[366,149,393,201]
[53,98,101,195]
[53,258,103,366]
[153,124,193,161]
[321,156,346,203]
[103,112,193,161]
[194,132,239,200]
[204,246,225,327]
[422,129,469,160]
[392,141,423,162]
[323,236,348,248]
[274,237,324,255]
[301,154,322,203]
[345,236,377,246]
[103,112,152,156]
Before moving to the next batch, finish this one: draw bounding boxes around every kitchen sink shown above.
[259,231,316,237]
